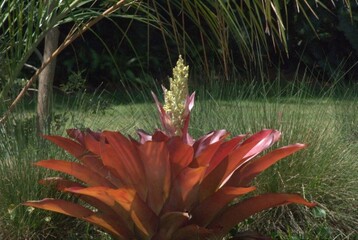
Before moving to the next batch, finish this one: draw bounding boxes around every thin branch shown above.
[24,63,39,72]
[0,0,128,124]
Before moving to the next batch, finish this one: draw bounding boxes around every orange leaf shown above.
[193,130,228,157]
[138,141,171,215]
[66,128,86,143]
[23,199,128,239]
[191,186,256,227]
[39,180,126,224]
[100,143,133,186]
[84,154,123,187]
[165,167,206,212]
[201,129,277,199]
[152,130,171,142]
[103,131,147,199]
[43,135,111,182]
[208,193,317,233]
[227,143,307,187]
[191,141,222,167]
[83,133,102,155]
[24,198,92,216]
[242,130,281,159]
[167,137,194,179]
[39,177,84,190]
[43,135,86,158]
[172,224,215,240]
[66,186,135,234]
[80,186,157,238]
[66,129,101,144]
[35,160,114,187]
[204,135,246,177]
[152,212,190,240]
[107,188,159,239]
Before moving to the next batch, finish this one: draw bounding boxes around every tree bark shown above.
[36,2,60,134]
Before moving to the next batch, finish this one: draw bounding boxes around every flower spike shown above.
[151,55,195,144]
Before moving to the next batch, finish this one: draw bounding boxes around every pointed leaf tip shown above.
[209,193,317,233]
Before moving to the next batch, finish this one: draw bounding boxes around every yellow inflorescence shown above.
[163,55,189,134]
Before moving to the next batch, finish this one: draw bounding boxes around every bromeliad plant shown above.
[24,56,316,240]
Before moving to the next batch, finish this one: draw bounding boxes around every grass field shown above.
[0,82,357,239]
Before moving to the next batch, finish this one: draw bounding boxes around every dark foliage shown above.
[27,1,358,91]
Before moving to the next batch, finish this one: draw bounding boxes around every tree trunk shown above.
[36,3,60,134]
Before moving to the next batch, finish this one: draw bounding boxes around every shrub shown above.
[24,56,316,239]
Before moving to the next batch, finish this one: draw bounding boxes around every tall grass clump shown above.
[0,114,74,239]
[0,91,128,239]
[188,74,357,239]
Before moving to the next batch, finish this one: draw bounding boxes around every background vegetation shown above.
[2,0,358,97]
[0,0,357,239]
